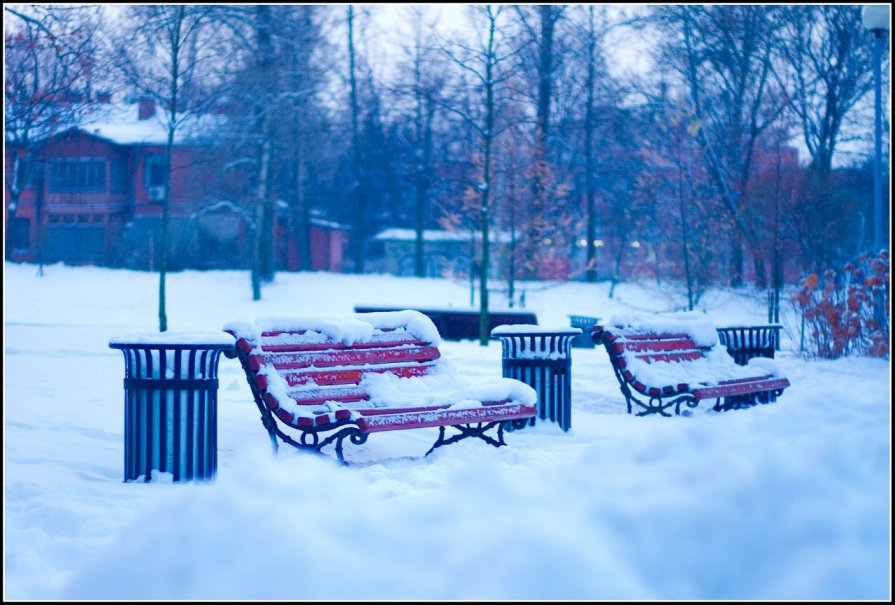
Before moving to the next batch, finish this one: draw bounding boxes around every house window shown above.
[110,158,128,193]
[11,218,30,251]
[144,154,168,188]
[48,158,106,192]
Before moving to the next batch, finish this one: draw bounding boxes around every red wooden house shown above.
[5,99,348,272]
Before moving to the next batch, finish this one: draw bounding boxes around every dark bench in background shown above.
[354,305,538,342]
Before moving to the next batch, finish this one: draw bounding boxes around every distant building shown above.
[5,99,348,271]
[367,228,513,278]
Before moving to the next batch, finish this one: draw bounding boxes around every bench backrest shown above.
[226,312,442,413]
[595,325,712,396]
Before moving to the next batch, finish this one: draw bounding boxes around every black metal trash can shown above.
[569,315,600,348]
[491,326,580,432]
[109,333,235,483]
[716,325,782,366]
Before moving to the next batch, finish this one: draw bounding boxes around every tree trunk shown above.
[584,7,597,283]
[523,6,558,280]
[33,156,46,277]
[160,124,174,329]
[678,162,694,310]
[478,10,498,346]
[158,7,185,331]
[413,37,426,277]
[348,6,367,274]
[507,153,519,308]
[292,129,312,270]
[257,5,275,284]
[256,122,274,286]
[729,229,744,288]
[609,243,625,299]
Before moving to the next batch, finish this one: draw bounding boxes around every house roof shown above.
[374,228,514,244]
[71,102,224,146]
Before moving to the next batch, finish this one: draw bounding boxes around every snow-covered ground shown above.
[4,262,891,600]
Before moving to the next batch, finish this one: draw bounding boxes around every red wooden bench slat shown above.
[634,351,704,363]
[278,409,354,428]
[249,345,440,371]
[355,399,511,417]
[260,339,429,352]
[258,333,429,352]
[627,381,690,396]
[356,402,534,433]
[712,375,775,386]
[692,377,790,400]
[621,338,700,352]
[277,385,370,405]
[619,333,690,341]
[292,392,371,406]
[260,327,399,337]
[277,364,434,387]
[266,394,354,425]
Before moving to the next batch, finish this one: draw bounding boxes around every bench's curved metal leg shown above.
[332,427,369,465]
[627,393,698,416]
[258,409,280,454]
[425,426,448,457]
[425,421,507,456]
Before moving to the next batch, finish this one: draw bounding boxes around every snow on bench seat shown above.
[224,311,537,462]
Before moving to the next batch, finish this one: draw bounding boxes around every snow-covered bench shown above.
[224,311,537,463]
[591,312,790,416]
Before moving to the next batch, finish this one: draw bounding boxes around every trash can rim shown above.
[491,325,581,338]
[109,331,235,349]
[715,324,783,330]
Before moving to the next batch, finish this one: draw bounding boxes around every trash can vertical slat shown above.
[145,348,155,482]
[186,379,196,481]
[160,349,169,475]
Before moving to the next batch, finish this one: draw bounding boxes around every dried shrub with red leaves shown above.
[792,250,890,359]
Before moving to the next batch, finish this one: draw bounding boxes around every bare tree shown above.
[4,5,102,269]
[580,6,603,283]
[397,7,444,278]
[115,5,222,330]
[282,5,328,272]
[347,5,367,273]
[203,6,333,290]
[513,5,566,279]
[439,5,517,345]
[492,96,535,306]
[250,4,276,298]
[652,5,789,287]
[779,5,884,261]
[642,83,719,309]
[780,5,879,182]
[564,6,617,283]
